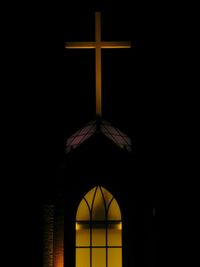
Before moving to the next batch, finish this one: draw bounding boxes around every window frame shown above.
[75,186,122,267]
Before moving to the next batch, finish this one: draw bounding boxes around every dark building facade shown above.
[43,122,160,267]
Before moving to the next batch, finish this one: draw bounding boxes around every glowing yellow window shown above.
[76,186,122,267]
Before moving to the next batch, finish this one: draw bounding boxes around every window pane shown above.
[92,223,106,246]
[107,199,121,220]
[107,222,122,246]
[108,248,122,267]
[101,187,113,209]
[76,187,122,267]
[76,199,90,221]
[92,248,106,267]
[92,187,106,220]
[76,223,90,247]
[84,187,97,208]
[76,248,90,267]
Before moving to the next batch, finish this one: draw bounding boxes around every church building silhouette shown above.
[42,9,159,267]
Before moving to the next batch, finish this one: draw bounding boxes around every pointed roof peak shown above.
[66,118,132,153]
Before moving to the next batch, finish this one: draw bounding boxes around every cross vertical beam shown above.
[95,12,102,116]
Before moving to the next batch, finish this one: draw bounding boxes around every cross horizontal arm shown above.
[65,42,96,49]
[101,41,132,48]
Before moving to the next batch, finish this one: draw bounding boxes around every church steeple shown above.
[65,11,133,153]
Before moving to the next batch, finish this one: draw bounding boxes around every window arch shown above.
[76,186,122,267]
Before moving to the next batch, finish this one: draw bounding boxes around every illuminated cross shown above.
[65,12,131,117]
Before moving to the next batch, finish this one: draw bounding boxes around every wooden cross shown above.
[65,12,131,117]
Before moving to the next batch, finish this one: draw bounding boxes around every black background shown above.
[4,1,178,266]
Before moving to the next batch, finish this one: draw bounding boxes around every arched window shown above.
[76,186,122,267]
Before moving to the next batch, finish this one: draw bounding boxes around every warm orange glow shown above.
[65,42,96,48]
[100,41,131,48]
[54,242,64,267]
[54,213,64,267]
[54,255,64,267]
[65,12,131,117]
